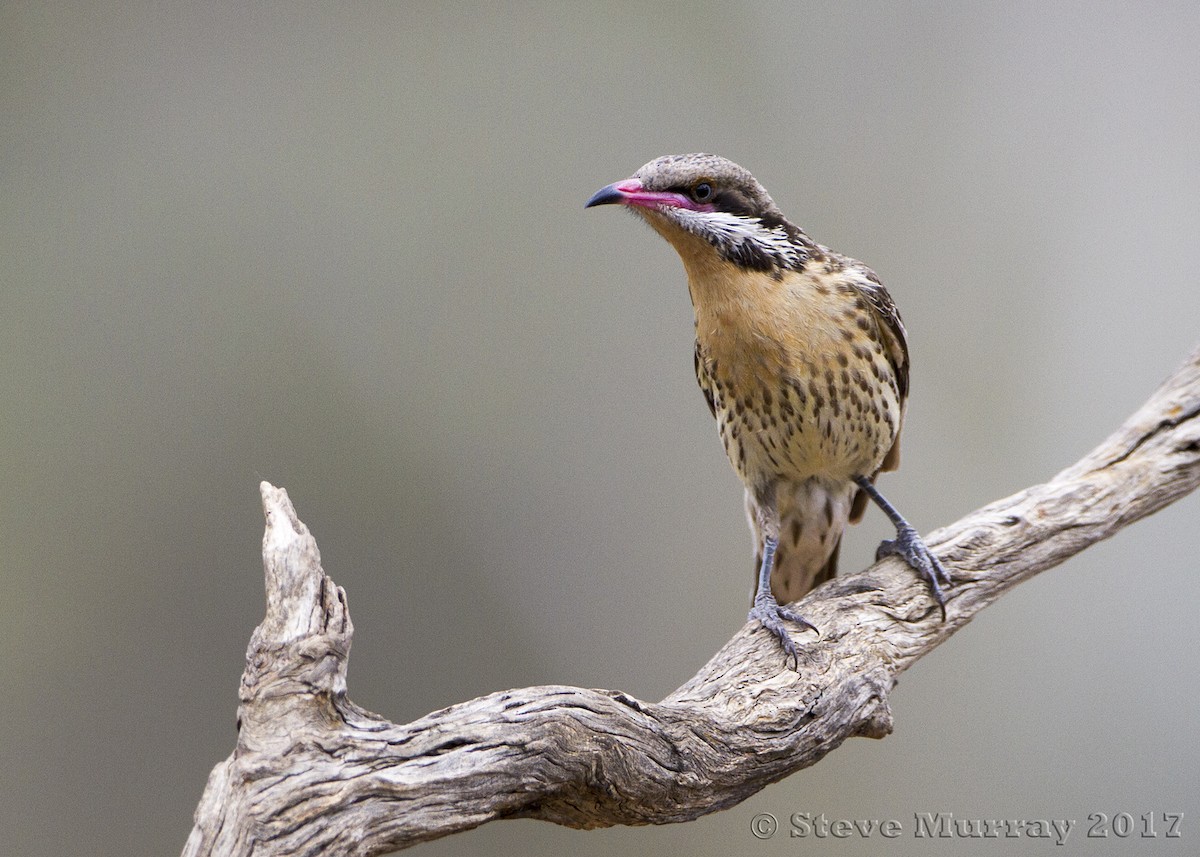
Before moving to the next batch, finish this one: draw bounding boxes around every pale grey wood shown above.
[183,345,1200,856]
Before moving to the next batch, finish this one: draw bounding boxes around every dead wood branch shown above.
[183,345,1200,856]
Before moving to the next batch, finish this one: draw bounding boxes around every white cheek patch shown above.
[668,208,805,270]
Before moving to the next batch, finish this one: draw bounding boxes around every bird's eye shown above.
[691,182,713,203]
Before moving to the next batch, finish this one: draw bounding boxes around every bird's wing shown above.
[846,266,910,521]
[852,268,910,403]
[694,338,718,419]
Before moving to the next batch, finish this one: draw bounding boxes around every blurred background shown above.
[4,2,1199,854]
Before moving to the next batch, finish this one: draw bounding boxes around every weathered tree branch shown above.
[184,345,1200,856]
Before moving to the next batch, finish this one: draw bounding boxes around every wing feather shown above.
[694,339,718,419]
[844,264,910,519]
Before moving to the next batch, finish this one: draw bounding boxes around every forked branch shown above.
[183,346,1200,856]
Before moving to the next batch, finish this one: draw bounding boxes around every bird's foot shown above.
[876,524,951,619]
[748,596,818,671]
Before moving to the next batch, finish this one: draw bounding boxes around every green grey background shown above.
[4,2,1198,854]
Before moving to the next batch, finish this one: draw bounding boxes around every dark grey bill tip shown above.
[584,183,625,209]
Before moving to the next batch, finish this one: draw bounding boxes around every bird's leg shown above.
[853,475,950,617]
[748,498,818,670]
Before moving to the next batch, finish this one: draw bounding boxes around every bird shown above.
[585,153,949,667]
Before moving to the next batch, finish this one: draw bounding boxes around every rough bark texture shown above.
[184,346,1200,857]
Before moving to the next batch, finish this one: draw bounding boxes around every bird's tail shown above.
[747,481,855,605]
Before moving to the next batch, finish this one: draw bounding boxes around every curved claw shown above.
[749,598,818,671]
[876,525,951,619]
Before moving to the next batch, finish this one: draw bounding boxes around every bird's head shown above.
[585,153,812,273]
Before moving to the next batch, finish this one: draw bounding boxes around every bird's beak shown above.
[585,179,698,212]
[585,179,641,208]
